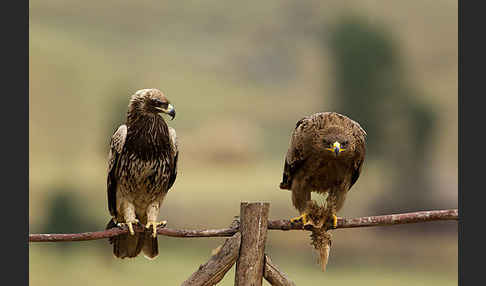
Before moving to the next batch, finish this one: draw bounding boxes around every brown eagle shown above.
[105,88,178,259]
[280,112,366,270]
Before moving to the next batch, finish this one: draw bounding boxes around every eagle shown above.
[280,112,366,270]
[105,88,178,259]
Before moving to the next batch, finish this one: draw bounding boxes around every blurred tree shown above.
[326,16,400,157]
[42,186,100,252]
[325,15,438,213]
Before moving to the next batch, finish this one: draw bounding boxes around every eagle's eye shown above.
[152,98,166,107]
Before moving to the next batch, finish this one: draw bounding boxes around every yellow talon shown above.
[290,213,309,225]
[127,222,135,235]
[117,220,139,235]
[332,214,337,228]
[146,221,167,238]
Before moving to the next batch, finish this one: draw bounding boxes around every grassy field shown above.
[30,234,457,286]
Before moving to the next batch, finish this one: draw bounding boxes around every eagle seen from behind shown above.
[106,88,178,259]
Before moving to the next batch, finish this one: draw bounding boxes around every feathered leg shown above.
[145,197,167,238]
[290,188,312,226]
[142,197,166,259]
[325,189,347,229]
[108,199,143,258]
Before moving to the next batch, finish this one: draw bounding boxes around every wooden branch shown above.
[235,202,270,286]
[29,209,458,242]
[29,225,239,242]
[181,232,241,286]
[263,254,296,286]
[267,208,458,230]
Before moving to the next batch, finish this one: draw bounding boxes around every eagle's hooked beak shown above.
[333,142,341,156]
[326,141,344,156]
[157,104,176,120]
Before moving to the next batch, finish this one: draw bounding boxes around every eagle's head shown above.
[129,88,176,120]
[320,126,354,158]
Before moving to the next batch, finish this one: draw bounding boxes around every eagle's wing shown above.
[350,156,364,189]
[280,117,311,190]
[167,127,178,190]
[349,119,367,190]
[107,124,127,217]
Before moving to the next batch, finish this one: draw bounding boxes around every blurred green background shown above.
[29,1,457,285]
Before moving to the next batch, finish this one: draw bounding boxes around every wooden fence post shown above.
[235,202,270,286]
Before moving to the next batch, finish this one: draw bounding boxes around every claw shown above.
[331,214,337,229]
[128,222,135,235]
[290,213,310,226]
[117,219,139,235]
[146,220,167,238]
[323,214,338,230]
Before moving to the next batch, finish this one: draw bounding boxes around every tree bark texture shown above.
[234,202,270,286]
[181,232,241,286]
[263,255,296,286]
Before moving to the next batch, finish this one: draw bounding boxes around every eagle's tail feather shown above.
[142,232,159,260]
[106,219,144,258]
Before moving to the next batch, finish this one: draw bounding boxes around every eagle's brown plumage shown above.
[106,88,178,259]
[280,112,366,270]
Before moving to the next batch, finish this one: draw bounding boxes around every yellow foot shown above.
[290,213,309,226]
[323,214,337,230]
[146,220,167,238]
[117,219,139,235]
[331,214,337,229]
